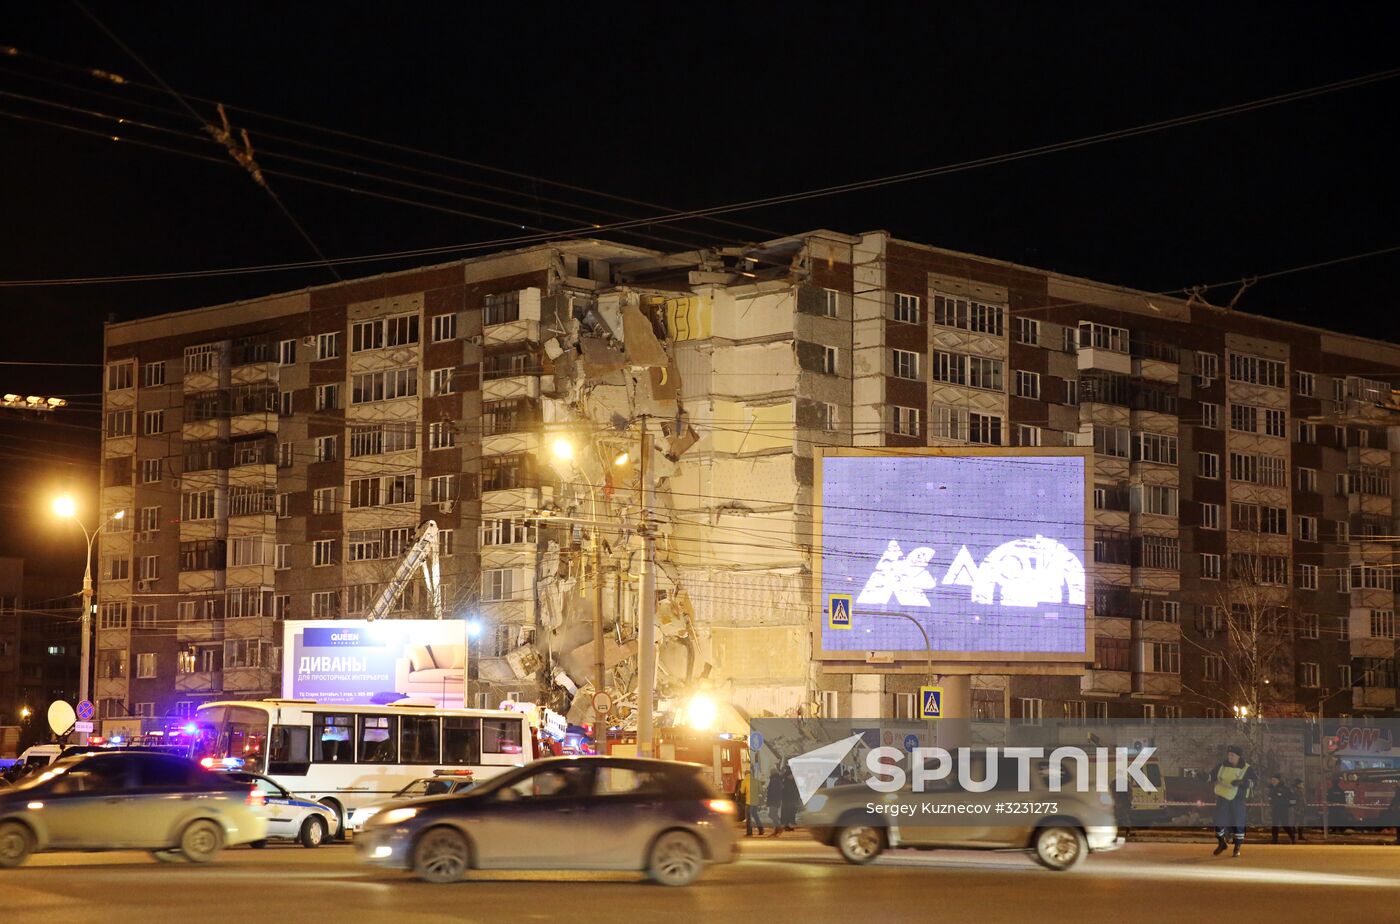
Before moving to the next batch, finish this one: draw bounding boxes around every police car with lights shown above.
[346,769,476,834]
[218,768,338,848]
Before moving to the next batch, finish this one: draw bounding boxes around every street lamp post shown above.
[52,498,123,707]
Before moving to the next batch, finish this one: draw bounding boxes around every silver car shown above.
[0,751,268,867]
[358,756,738,886]
[801,755,1121,871]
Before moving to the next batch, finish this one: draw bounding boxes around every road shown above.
[4,835,1398,923]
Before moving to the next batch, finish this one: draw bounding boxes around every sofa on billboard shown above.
[394,643,466,705]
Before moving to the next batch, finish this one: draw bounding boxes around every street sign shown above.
[918,686,943,720]
[74,721,94,733]
[76,699,95,721]
[828,594,852,629]
[749,731,764,753]
[903,733,920,752]
[592,691,614,715]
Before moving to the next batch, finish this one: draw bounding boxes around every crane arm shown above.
[367,519,442,621]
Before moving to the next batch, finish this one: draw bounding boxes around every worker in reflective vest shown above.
[1209,744,1256,857]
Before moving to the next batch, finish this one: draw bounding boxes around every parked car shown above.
[357,756,737,886]
[800,754,1121,871]
[220,771,337,847]
[347,770,476,834]
[0,750,268,867]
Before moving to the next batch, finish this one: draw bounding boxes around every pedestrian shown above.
[747,772,766,836]
[1208,744,1255,857]
[766,766,785,837]
[781,764,801,832]
[734,773,751,836]
[1267,773,1296,844]
[1292,778,1308,842]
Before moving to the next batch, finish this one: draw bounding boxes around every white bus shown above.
[192,700,533,837]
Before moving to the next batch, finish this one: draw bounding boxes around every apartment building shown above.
[96,229,1399,727]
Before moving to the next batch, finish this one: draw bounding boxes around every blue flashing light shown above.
[109,735,123,745]
[181,723,199,736]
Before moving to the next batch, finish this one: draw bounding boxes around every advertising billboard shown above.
[815,447,1091,665]
[282,619,468,708]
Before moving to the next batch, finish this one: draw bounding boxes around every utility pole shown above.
[636,419,657,759]
[592,489,606,723]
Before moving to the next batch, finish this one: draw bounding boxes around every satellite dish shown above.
[48,700,77,737]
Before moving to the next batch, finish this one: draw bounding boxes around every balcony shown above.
[1353,686,1397,710]
[482,374,540,403]
[1081,670,1131,694]
[1133,671,1182,697]
[175,671,223,694]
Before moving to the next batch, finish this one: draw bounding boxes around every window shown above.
[892,349,919,380]
[314,383,341,411]
[349,423,418,457]
[1094,637,1131,671]
[1014,317,1040,346]
[480,518,537,547]
[1339,664,1353,688]
[1078,322,1129,353]
[816,345,837,375]
[1230,403,1259,433]
[1297,467,1318,493]
[1258,455,1287,487]
[430,368,454,396]
[890,405,920,437]
[1200,402,1220,429]
[313,540,336,567]
[139,555,158,582]
[229,537,270,568]
[1204,655,1225,683]
[136,653,157,679]
[428,474,458,503]
[275,493,290,519]
[893,293,921,324]
[1133,431,1178,465]
[933,295,1004,335]
[1142,641,1180,674]
[311,592,338,618]
[312,487,336,515]
[1228,352,1286,388]
[1016,698,1043,725]
[1016,425,1041,447]
[1139,598,1181,623]
[1133,484,1178,517]
[1371,610,1396,640]
[107,360,134,390]
[431,313,457,342]
[1198,452,1220,479]
[1297,613,1320,639]
[484,291,520,325]
[1262,408,1286,438]
[137,505,161,533]
[1297,516,1318,542]
[316,331,341,360]
[1194,351,1219,385]
[482,569,515,602]
[1093,425,1130,458]
[439,529,454,556]
[1335,520,1350,543]
[1063,379,1079,406]
[1339,568,1353,595]
[106,409,134,437]
[349,474,415,508]
[181,490,216,521]
[275,544,289,570]
[314,435,337,462]
[139,409,163,435]
[1295,371,1315,396]
[105,556,130,581]
[352,318,386,352]
[933,351,1003,390]
[1297,563,1318,590]
[275,390,292,417]
[141,361,165,388]
[1200,502,1221,530]
[139,458,162,483]
[821,288,838,318]
[1014,370,1040,399]
[183,343,218,374]
[100,603,128,629]
[968,412,1001,446]
[933,405,967,441]
[135,605,156,629]
[429,421,456,449]
[351,367,417,404]
[1300,662,1320,689]
[277,339,296,365]
[1200,553,1222,581]
[1297,421,1316,444]
[277,442,294,468]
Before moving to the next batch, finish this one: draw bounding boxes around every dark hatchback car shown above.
[357,756,737,886]
[0,751,267,867]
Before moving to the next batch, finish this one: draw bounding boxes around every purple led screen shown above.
[819,453,1088,656]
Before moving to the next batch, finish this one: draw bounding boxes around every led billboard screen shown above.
[816,448,1091,663]
[282,619,467,708]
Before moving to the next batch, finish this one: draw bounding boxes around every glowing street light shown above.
[19,706,31,720]
[51,496,77,519]
[551,437,575,461]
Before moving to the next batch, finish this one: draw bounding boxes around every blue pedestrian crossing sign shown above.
[918,686,943,720]
[828,594,853,629]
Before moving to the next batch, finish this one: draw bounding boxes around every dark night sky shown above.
[0,2,1397,577]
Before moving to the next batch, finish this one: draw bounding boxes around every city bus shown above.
[192,700,534,837]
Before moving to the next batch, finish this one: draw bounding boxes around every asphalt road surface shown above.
[4,835,1398,923]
